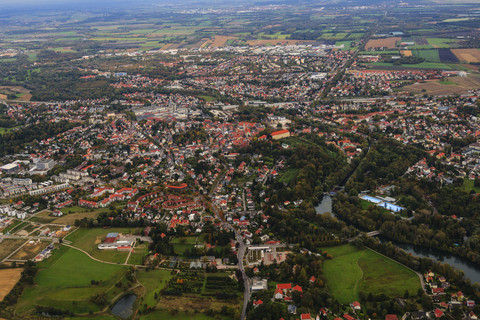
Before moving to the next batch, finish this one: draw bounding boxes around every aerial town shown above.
[0,0,480,319]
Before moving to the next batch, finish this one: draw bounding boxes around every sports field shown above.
[322,244,421,304]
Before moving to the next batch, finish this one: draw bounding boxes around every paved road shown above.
[209,188,250,320]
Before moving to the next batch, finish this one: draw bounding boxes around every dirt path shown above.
[353,251,365,295]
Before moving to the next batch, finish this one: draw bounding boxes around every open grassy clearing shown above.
[136,269,174,307]
[0,268,23,301]
[278,168,299,184]
[52,211,102,225]
[64,228,141,263]
[464,179,480,194]
[322,244,421,304]
[15,246,128,315]
[171,236,202,255]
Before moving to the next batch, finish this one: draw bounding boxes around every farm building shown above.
[97,232,135,250]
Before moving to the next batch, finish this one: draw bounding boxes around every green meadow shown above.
[322,244,421,304]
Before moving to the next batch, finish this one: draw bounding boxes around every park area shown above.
[322,244,421,304]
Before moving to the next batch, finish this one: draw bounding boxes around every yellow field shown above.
[452,49,480,63]
[401,50,412,57]
[0,268,23,301]
[365,37,401,50]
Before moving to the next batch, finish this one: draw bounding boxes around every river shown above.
[379,237,480,284]
[111,294,137,319]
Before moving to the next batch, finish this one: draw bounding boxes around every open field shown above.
[402,75,480,95]
[0,268,23,301]
[365,37,401,50]
[452,49,480,63]
[0,239,25,260]
[10,240,47,261]
[53,211,102,225]
[15,246,128,315]
[322,244,421,304]
[64,227,141,263]
[136,269,174,307]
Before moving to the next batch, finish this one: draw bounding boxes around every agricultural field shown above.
[0,268,23,301]
[412,49,440,62]
[365,37,401,50]
[401,75,480,95]
[438,48,459,63]
[64,228,142,264]
[211,36,237,47]
[452,49,480,63]
[15,246,128,315]
[322,244,421,304]
[426,37,458,48]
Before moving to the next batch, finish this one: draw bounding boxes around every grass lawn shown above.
[199,95,216,102]
[15,246,128,315]
[127,242,149,265]
[136,269,174,307]
[64,228,141,263]
[322,244,421,304]
[171,236,201,255]
[464,179,480,194]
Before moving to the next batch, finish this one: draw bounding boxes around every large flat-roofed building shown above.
[0,163,20,174]
[98,233,135,250]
